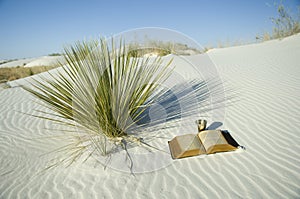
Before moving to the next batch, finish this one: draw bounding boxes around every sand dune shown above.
[0,56,64,68]
[0,57,37,68]
[0,35,300,198]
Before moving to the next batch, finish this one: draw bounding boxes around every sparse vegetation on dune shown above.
[257,2,300,41]
[0,66,57,83]
[48,53,62,56]
[201,2,300,52]
[0,59,18,65]
[128,46,171,57]
[127,40,201,57]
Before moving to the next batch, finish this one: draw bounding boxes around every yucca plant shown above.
[24,38,173,166]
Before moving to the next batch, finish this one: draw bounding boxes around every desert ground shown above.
[0,34,299,198]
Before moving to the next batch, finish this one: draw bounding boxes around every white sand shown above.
[0,57,37,68]
[0,56,64,68]
[1,35,300,198]
[24,56,65,68]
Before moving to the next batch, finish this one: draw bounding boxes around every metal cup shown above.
[196,119,207,132]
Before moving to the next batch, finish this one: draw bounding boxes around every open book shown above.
[168,130,241,159]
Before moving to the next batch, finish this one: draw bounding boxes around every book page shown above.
[198,130,227,152]
[176,134,206,154]
[169,134,206,158]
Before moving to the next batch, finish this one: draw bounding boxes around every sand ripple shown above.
[1,35,300,198]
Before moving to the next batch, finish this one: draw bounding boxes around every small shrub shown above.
[8,74,20,81]
[29,69,34,76]
[48,53,61,56]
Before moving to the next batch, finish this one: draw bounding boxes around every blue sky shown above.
[0,0,299,59]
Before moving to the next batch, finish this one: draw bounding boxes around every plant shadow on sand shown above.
[136,80,211,126]
[123,79,228,148]
[94,78,230,173]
